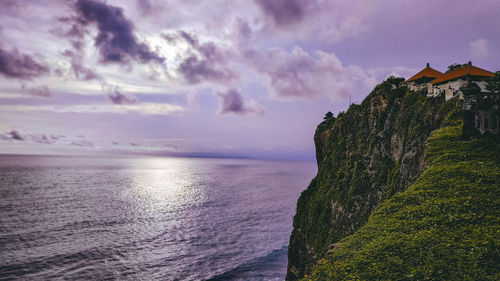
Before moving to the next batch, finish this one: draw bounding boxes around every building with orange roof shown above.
[405,61,495,101]
[429,61,494,100]
[405,63,443,93]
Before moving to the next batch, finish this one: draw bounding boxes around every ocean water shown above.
[0,155,316,280]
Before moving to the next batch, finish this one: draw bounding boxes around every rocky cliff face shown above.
[286,80,461,280]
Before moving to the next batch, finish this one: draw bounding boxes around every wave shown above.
[205,246,288,281]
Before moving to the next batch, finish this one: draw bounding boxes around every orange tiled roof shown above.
[406,64,443,82]
[431,64,494,85]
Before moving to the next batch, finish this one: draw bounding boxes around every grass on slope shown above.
[304,123,500,280]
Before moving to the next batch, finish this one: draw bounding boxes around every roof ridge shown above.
[431,63,494,85]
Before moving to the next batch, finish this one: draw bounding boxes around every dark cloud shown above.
[179,31,198,46]
[74,0,164,64]
[51,135,65,140]
[31,134,53,144]
[71,139,94,147]
[54,17,88,51]
[215,88,264,115]
[163,143,179,150]
[235,18,253,43]
[136,0,154,15]
[108,87,138,104]
[0,47,49,79]
[25,84,51,97]
[71,61,100,80]
[9,130,24,141]
[161,33,177,43]
[0,0,20,14]
[177,31,239,84]
[179,56,238,84]
[254,0,308,26]
[62,49,101,81]
[0,130,68,144]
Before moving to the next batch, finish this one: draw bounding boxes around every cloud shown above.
[0,103,185,115]
[9,130,24,140]
[107,87,138,104]
[0,130,67,144]
[249,46,367,100]
[22,84,51,97]
[176,31,239,85]
[0,46,49,79]
[215,88,265,115]
[254,0,308,27]
[136,0,154,15]
[0,0,20,14]
[249,0,370,44]
[62,49,101,81]
[74,0,164,64]
[470,38,490,60]
[186,92,199,110]
[30,134,54,144]
[71,139,94,147]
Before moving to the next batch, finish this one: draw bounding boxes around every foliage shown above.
[287,77,463,280]
[304,124,500,280]
[486,71,500,93]
[446,63,468,73]
[386,75,406,87]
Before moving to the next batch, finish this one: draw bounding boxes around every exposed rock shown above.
[286,80,462,281]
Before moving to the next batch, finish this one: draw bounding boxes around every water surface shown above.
[0,155,315,280]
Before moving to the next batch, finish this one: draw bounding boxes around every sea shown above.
[0,155,316,280]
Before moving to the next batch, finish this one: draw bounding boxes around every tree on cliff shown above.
[386,75,405,87]
[486,71,500,93]
[446,63,468,73]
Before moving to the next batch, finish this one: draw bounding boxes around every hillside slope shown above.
[304,122,500,280]
[287,79,462,280]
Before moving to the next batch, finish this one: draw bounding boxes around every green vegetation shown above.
[287,78,464,280]
[486,71,500,93]
[386,75,406,87]
[304,123,500,280]
[446,63,469,73]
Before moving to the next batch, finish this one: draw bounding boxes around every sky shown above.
[0,0,499,159]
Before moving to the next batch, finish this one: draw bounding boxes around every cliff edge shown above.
[286,78,465,280]
[304,116,499,280]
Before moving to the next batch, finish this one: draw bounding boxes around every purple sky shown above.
[1,0,499,159]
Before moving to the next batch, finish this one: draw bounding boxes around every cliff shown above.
[304,118,499,280]
[286,78,465,280]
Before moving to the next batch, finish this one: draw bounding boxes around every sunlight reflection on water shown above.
[0,155,316,280]
[128,158,203,211]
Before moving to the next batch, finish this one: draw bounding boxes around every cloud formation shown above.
[9,130,24,141]
[107,87,138,104]
[24,84,51,97]
[62,49,101,81]
[0,130,66,144]
[470,38,490,60]
[74,0,163,64]
[254,0,308,26]
[176,31,239,85]
[215,88,265,115]
[250,47,363,100]
[0,46,49,79]
[71,139,94,147]
[0,103,185,115]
